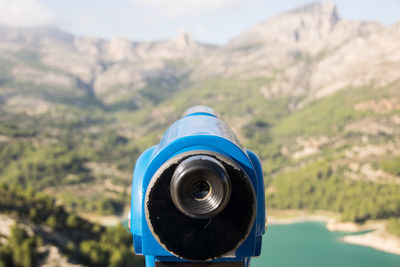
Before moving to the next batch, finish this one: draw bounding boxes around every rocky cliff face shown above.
[0,25,215,106]
[193,2,397,108]
[227,2,364,53]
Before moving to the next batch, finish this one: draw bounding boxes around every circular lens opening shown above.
[170,155,231,219]
[191,180,210,200]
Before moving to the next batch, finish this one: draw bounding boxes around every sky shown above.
[0,0,399,45]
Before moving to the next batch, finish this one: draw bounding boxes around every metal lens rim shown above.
[177,169,225,218]
[171,155,231,219]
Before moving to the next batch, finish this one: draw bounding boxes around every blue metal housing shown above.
[130,106,266,267]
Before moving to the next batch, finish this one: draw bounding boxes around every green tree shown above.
[46,215,58,229]
[66,213,79,228]
[8,225,37,267]
[80,240,108,267]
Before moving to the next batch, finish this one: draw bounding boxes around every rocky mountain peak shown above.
[290,2,339,26]
[172,31,194,48]
[290,2,338,17]
[226,2,362,54]
[106,37,135,61]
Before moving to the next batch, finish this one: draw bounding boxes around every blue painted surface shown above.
[130,106,266,267]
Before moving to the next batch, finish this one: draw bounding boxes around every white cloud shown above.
[0,0,53,27]
[131,0,252,18]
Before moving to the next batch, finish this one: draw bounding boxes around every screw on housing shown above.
[170,155,231,219]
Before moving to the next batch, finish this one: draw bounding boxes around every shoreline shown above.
[328,220,400,255]
[267,209,400,255]
[266,209,338,225]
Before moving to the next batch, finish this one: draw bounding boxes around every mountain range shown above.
[2,2,399,109]
[0,2,400,265]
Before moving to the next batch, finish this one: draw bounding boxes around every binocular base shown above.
[155,262,243,267]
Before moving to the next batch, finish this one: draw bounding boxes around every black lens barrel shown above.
[145,151,256,260]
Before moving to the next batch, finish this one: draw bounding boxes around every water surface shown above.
[252,222,400,267]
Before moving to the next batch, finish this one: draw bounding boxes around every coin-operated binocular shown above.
[130,106,266,267]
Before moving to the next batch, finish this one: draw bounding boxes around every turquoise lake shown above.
[252,222,400,267]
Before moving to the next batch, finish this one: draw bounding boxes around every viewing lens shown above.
[170,155,231,219]
[191,180,210,200]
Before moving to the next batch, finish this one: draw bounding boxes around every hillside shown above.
[0,1,400,258]
[0,184,144,266]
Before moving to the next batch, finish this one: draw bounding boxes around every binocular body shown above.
[130,106,265,267]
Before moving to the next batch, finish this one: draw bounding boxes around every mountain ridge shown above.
[1,2,398,108]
